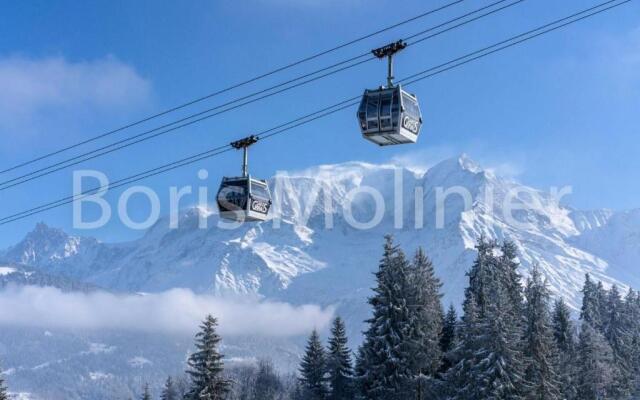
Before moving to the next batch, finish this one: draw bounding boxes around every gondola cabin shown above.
[216,135,272,222]
[216,176,271,222]
[357,85,422,146]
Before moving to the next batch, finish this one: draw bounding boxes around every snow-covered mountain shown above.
[2,155,635,309]
[1,154,639,399]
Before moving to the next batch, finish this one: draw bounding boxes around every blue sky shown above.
[0,0,638,246]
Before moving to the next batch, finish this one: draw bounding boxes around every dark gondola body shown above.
[357,85,422,146]
[217,175,271,222]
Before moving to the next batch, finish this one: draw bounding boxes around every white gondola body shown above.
[216,176,272,222]
[357,84,422,146]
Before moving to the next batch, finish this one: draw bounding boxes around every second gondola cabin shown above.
[357,85,422,146]
[357,40,423,146]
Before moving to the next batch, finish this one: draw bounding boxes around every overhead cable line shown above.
[0,0,523,192]
[0,0,629,226]
[0,0,466,176]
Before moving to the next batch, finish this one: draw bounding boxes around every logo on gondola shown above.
[402,116,420,134]
[251,199,270,214]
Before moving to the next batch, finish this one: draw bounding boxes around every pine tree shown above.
[161,376,178,400]
[552,298,575,354]
[353,345,369,400]
[326,317,354,400]
[356,235,413,400]
[443,295,483,400]
[623,289,640,396]
[186,315,231,400]
[470,279,528,399]
[595,281,609,333]
[444,238,527,399]
[140,383,152,400]
[466,236,497,316]
[576,323,615,400]
[551,298,578,400]
[499,240,525,317]
[580,274,602,330]
[254,359,283,400]
[405,247,443,379]
[439,304,457,373]
[299,329,328,400]
[603,284,633,398]
[523,265,561,399]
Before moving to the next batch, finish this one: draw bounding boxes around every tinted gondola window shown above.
[402,93,420,120]
[379,92,392,130]
[366,94,380,130]
[391,91,400,128]
[251,182,270,199]
[357,97,367,129]
[218,180,248,211]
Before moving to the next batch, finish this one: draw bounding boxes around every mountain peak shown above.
[28,222,69,241]
[432,153,484,175]
[457,153,483,173]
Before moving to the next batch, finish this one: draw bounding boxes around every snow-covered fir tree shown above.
[552,298,576,354]
[465,236,496,316]
[326,317,354,400]
[576,323,615,400]
[443,295,483,400]
[580,274,602,330]
[185,315,231,400]
[498,240,525,318]
[603,284,633,398]
[470,278,528,399]
[405,247,444,381]
[523,265,561,399]
[623,289,640,396]
[439,303,458,373]
[596,281,609,333]
[551,298,578,399]
[447,237,528,399]
[356,235,413,400]
[160,376,178,400]
[299,329,329,400]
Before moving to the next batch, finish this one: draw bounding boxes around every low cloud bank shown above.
[0,286,333,337]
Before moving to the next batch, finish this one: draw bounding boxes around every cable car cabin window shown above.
[251,182,270,199]
[391,90,400,128]
[366,94,380,130]
[218,179,248,211]
[379,92,392,130]
[357,98,367,130]
[402,93,420,120]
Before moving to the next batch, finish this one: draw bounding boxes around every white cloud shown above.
[484,161,523,179]
[0,286,334,337]
[0,55,151,139]
[389,145,457,174]
[390,145,523,179]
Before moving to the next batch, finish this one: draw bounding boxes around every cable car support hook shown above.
[230,135,259,178]
[372,40,407,88]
